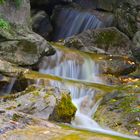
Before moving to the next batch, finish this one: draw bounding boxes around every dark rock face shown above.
[32,11,53,40]
[132,31,140,62]
[115,3,140,38]
[94,91,140,137]
[64,27,132,56]
[74,0,139,12]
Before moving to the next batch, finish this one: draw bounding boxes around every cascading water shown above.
[39,45,139,139]
[52,7,113,41]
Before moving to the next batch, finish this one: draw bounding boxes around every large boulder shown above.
[114,3,140,38]
[64,27,132,56]
[0,85,76,123]
[0,0,55,66]
[94,91,140,137]
[132,31,140,62]
[0,28,55,65]
[32,11,53,40]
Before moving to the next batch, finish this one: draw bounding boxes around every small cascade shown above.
[39,45,139,139]
[52,8,106,41]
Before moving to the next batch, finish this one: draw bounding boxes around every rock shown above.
[32,11,53,40]
[64,27,132,56]
[49,93,76,122]
[0,0,55,66]
[0,59,29,77]
[99,56,136,76]
[0,26,55,66]
[132,31,140,62]
[0,85,76,123]
[114,3,140,38]
[74,0,139,12]
[94,91,140,137]
[0,0,30,28]
[0,110,59,135]
[31,0,72,10]
[0,113,126,140]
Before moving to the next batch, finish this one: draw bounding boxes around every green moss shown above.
[51,94,77,123]
[0,18,10,30]
[95,30,121,50]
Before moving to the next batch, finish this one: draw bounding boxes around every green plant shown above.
[0,18,10,30]
[0,0,22,7]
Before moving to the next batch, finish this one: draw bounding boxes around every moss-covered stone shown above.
[49,93,77,123]
[94,91,140,137]
[64,27,132,56]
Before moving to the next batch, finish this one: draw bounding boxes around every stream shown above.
[38,44,139,140]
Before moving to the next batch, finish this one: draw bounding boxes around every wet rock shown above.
[94,91,140,137]
[0,119,125,140]
[65,27,132,56]
[132,31,140,62]
[99,56,136,76]
[0,85,76,123]
[32,11,53,40]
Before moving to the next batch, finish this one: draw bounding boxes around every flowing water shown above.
[52,8,113,41]
[39,44,139,139]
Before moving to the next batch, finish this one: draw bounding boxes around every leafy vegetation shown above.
[0,18,10,30]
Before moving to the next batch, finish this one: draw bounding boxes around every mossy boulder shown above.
[64,27,132,56]
[94,91,140,137]
[0,85,76,123]
[49,93,77,122]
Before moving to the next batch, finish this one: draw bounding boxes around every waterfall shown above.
[39,46,139,139]
[52,8,107,41]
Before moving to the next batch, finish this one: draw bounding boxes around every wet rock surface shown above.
[94,91,140,137]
